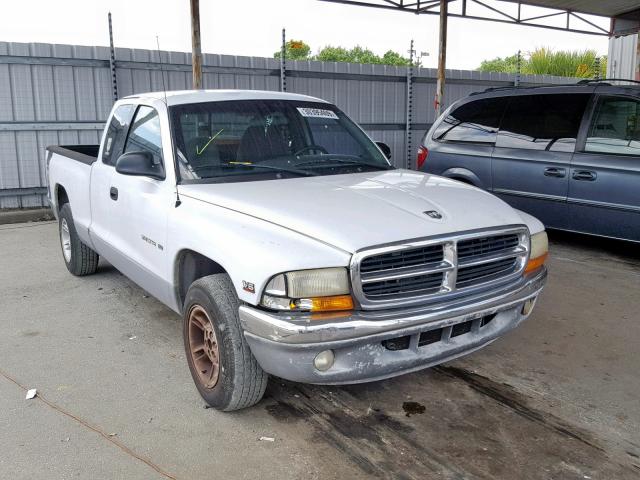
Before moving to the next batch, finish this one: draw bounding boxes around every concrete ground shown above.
[0,221,638,479]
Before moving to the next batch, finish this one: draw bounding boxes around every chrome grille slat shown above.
[457,247,526,267]
[351,227,530,309]
[361,261,454,283]
[362,272,444,297]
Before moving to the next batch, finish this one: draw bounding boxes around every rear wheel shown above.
[58,203,99,276]
[183,274,268,411]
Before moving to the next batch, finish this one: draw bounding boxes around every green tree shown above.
[315,45,411,66]
[273,40,411,66]
[380,50,412,67]
[478,48,607,78]
[273,40,312,60]
[478,54,520,74]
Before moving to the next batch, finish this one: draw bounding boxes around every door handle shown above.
[572,170,597,181]
[110,187,118,200]
[544,167,566,178]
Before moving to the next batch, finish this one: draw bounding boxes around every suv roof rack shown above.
[470,83,583,96]
[470,78,640,96]
[576,78,640,86]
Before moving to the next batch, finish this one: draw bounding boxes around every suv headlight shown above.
[261,267,354,312]
[524,231,548,274]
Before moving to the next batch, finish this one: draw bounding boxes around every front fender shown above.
[167,195,352,309]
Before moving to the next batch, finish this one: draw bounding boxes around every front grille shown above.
[457,257,519,288]
[362,271,443,297]
[354,228,528,308]
[360,244,443,273]
[458,234,520,260]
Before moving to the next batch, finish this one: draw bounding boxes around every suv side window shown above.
[585,96,640,156]
[124,105,164,167]
[102,104,135,165]
[496,93,590,152]
[432,97,507,144]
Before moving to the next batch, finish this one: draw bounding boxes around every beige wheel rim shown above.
[188,305,220,389]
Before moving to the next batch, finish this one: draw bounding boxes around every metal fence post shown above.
[515,50,521,87]
[593,56,601,80]
[108,12,118,102]
[280,28,287,92]
[405,39,414,169]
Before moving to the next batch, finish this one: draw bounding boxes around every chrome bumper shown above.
[239,268,546,384]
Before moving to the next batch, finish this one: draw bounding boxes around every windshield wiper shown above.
[224,162,317,177]
[295,157,394,170]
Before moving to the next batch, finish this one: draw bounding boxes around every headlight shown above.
[261,267,354,312]
[524,231,548,274]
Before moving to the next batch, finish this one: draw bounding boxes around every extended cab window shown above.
[124,106,164,166]
[102,104,134,165]
[496,94,590,152]
[170,100,391,182]
[432,97,507,144]
[585,96,640,156]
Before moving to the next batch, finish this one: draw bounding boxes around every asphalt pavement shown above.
[1,221,638,479]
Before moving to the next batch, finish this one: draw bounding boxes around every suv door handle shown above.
[110,187,118,200]
[572,170,597,181]
[544,167,566,178]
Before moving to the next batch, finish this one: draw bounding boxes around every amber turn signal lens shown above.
[310,295,354,312]
[524,252,548,274]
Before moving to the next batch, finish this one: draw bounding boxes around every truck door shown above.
[107,104,174,304]
[89,104,135,256]
[491,92,591,229]
[569,92,640,241]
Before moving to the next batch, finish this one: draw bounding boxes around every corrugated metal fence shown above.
[0,41,576,208]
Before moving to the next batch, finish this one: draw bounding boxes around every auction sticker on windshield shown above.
[297,107,339,119]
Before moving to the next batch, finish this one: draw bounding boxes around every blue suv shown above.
[419,81,640,242]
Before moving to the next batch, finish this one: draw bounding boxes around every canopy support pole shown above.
[435,0,448,118]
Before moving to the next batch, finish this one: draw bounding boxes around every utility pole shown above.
[435,0,448,118]
[190,0,203,89]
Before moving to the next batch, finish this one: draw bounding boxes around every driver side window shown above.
[124,106,164,166]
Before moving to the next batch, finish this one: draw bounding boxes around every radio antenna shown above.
[156,36,168,105]
[156,36,180,207]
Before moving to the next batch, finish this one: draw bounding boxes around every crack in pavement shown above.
[0,367,178,480]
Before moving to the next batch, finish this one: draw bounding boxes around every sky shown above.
[0,0,610,70]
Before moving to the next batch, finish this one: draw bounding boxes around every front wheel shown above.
[183,274,268,411]
[58,203,99,276]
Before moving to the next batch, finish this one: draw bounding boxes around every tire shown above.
[183,274,268,411]
[58,203,99,276]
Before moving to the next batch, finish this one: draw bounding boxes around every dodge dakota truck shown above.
[47,90,548,411]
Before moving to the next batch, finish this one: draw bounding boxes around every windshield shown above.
[170,99,392,183]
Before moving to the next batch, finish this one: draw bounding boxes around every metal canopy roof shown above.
[501,1,639,18]
[318,0,640,36]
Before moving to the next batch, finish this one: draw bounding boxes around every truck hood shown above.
[178,170,526,253]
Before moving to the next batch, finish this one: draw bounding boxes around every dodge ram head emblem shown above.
[424,210,442,219]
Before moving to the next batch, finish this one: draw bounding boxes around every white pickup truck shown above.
[47,89,548,411]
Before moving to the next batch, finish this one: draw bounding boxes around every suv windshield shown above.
[170,99,392,183]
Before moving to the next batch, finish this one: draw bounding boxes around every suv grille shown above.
[353,228,528,308]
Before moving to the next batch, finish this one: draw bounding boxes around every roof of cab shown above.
[122,89,329,106]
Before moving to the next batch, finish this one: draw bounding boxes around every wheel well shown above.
[175,250,227,311]
[450,176,473,186]
[56,185,69,213]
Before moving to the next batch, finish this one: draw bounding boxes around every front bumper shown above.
[239,268,547,384]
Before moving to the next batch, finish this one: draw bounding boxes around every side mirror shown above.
[375,141,392,160]
[115,151,165,180]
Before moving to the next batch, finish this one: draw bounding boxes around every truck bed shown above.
[47,145,99,165]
